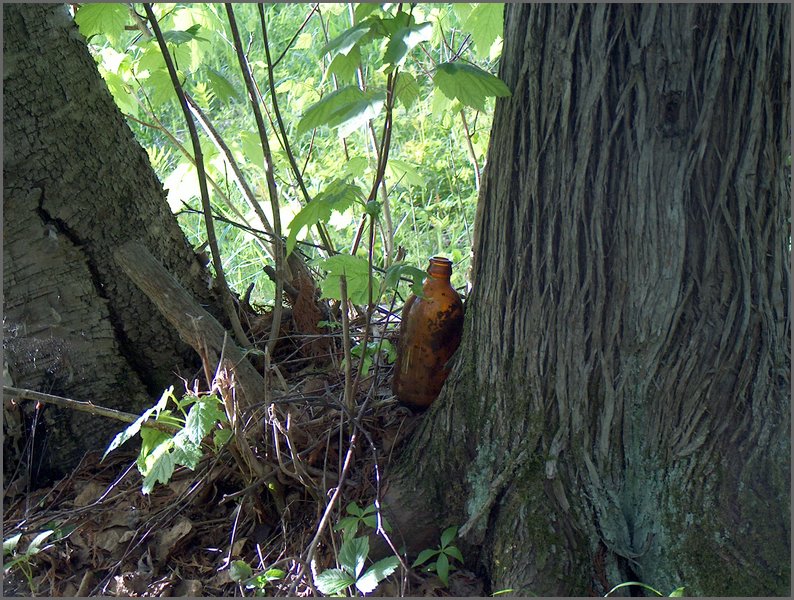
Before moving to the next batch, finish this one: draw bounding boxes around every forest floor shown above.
[2,311,485,598]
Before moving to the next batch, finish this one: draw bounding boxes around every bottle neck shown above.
[427,256,453,279]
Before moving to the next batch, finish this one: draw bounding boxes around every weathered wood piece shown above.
[114,241,265,408]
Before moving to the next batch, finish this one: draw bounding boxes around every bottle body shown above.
[392,257,464,410]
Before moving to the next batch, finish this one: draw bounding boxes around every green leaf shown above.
[213,428,232,451]
[286,180,363,256]
[347,342,376,377]
[240,131,265,168]
[339,536,368,578]
[264,568,286,581]
[356,556,399,594]
[354,4,380,21]
[463,4,504,60]
[206,68,241,104]
[412,548,439,568]
[387,159,425,188]
[245,567,287,589]
[605,582,664,597]
[137,427,172,474]
[171,433,203,470]
[394,72,420,109]
[346,502,364,517]
[451,3,473,24]
[314,568,355,595]
[297,86,385,137]
[141,444,176,494]
[163,25,206,46]
[146,68,180,108]
[440,526,458,548]
[341,156,369,179]
[436,551,450,587]
[26,530,55,556]
[433,62,511,112]
[383,22,432,68]
[373,11,412,38]
[334,516,362,537]
[154,410,183,428]
[75,3,129,40]
[668,587,685,597]
[184,397,225,445]
[320,20,373,57]
[325,46,362,83]
[101,70,139,118]
[384,263,426,297]
[444,545,464,564]
[316,255,373,305]
[104,387,173,459]
[230,560,253,582]
[3,534,21,556]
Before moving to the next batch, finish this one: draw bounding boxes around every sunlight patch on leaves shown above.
[75,4,128,41]
[463,4,504,60]
[141,443,176,495]
[340,536,368,578]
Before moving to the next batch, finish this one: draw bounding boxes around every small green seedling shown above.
[334,501,393,538]
[412,525,464,587]
[229,560,286,596]
[314,535,399,595]
[344,339,397,377]
[103,386,230,494]
[4,525,75,593]
[605,581,685,597]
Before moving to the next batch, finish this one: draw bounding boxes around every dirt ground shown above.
[3,357,484,597]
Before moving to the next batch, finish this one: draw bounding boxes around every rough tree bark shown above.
[3,4,225,480]
[384,5,789,596]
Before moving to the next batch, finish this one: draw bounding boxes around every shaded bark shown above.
[114,241,265,409]
[3,4,225,479]
[384,4,790,596]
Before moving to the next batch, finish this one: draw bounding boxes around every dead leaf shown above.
[174,579,203,597]
[74,481,107,507]
[95,526,129,552]
[155,516,193,563]
[113,571,151,596]
[231,536,247,557]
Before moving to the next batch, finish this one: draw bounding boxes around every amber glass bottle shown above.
[392,256,464,410]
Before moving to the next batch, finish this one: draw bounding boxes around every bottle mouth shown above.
[427,256,452,277]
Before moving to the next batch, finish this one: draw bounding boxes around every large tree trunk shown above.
[3,4,225,480]
[384,5,789,596]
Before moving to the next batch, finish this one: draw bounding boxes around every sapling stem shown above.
[143,3,252,350]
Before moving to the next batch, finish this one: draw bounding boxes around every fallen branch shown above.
[3,385,177,434]
[114,240,265,409]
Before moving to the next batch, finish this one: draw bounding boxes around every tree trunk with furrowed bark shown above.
[3,3,226,482]
[383,4,790,596]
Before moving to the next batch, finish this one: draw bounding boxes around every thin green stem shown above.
[339,275,354,412]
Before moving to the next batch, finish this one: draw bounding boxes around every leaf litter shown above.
[2,305,482,596]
